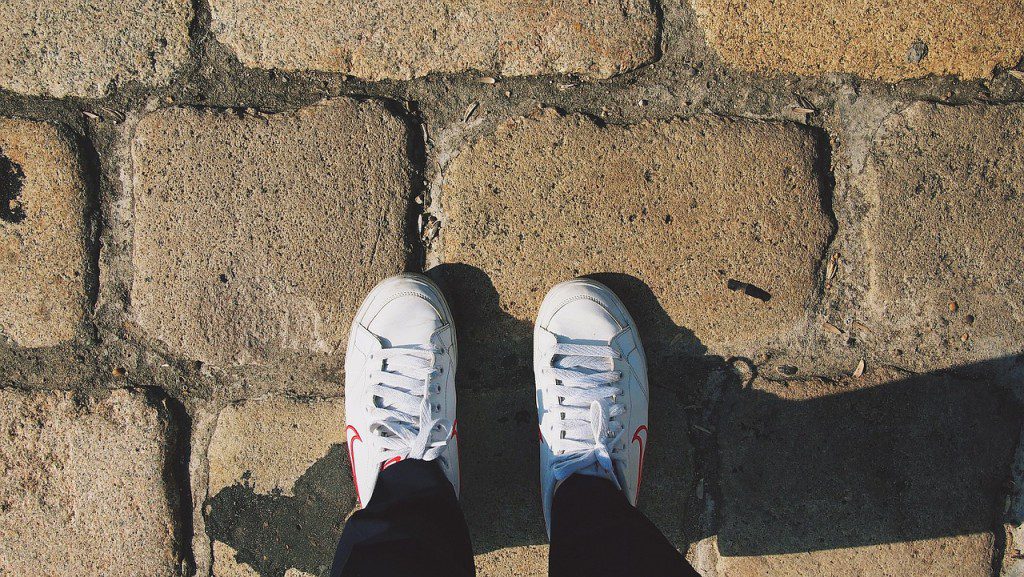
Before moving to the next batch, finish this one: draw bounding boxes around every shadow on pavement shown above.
[204,264,1022,575]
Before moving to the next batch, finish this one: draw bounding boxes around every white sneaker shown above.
[534,278,649,535]
[344,273,459,507]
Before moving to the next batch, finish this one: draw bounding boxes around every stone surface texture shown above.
[441,110,831,362]
[208,396,346,497]
[0,388,177,576]
[208,0,658,80]
[861,103,1024,369]
[689,0,1024,81]
[710,369,1017,577]
[130,100,411,366]
[0,118,87,347]
[3,0,1024,575]
[205,395,352,577]
[0,0,192,98]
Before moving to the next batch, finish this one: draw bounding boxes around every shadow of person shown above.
[204,265,1022,576]
[707,358,1021,563]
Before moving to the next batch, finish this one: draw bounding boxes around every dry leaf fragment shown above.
[1009,70,1024,81]
[463,101,479,122]
[853,359,865,378]
[851,320,874,334]
[823,322,843,335]
[793,106,816,115]
[82,110,101,120]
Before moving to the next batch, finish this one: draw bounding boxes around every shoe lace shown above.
[546,343,625,486]
[367,344,450,463]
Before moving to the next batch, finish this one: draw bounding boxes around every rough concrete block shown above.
[0,0,192,97]
[862,103,1024,369]
[130,100,412,366]
[690,0,1024,81]
[205,396,351,577]
[209,0,657,80]
[438,110,831,391]
[0,118,87,347]
[0,388,178,576]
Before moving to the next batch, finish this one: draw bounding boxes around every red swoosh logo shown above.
[631,425,648,503]
[452,419,461,483]
[346,425,363,507]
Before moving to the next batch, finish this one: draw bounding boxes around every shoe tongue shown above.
[369,297,443,347]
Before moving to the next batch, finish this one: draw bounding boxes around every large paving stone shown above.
[209,0,657,80]
[0,0,191,97]
[205,396,352,577]
[0,118,86,347]
[131,100,412,366]
[860,103,1024,370]
[438,110,831,392]
[0,388,178,576]
[710,369,1018,576]
[689,0,1024,81]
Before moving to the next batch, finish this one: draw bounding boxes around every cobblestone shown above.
[0,388,178,576]
[205,396,351,577]
[690,0,1024,81]
[130,101,412,366]
[439,110,831,388]
[0,118,87,348]
[0,0,191,97]
[860,103,1024,370]
[209,0,657,80]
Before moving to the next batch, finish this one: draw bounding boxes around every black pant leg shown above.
[329,458,475,577]
[549,474,700,577]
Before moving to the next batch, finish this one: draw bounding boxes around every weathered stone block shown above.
[862,103,1024,369]
[0,118,86,347]
[690,0,1024,81]
[130,100,412,366]
[209,0,657,80]
[0,0,192,97]
[205,396,351,577]
[0,388,177,576]
[438,110,831,390]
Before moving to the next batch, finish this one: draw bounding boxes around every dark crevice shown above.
[0,149,26,224]
[383,97,429,273]
[75,132,103,315]
[807,125,840,299]
[146,388,197,577]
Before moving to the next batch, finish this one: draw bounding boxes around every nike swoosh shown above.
[631,425,649,503]
[346,425,363,507]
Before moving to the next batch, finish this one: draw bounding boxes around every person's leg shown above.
[549,473,699,577]
[334,273,470,577]
[534,278,695,576]
[329,458,474,577]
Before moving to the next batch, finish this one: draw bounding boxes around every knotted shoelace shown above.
[547,343,625,487]
[367,344,450,463]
